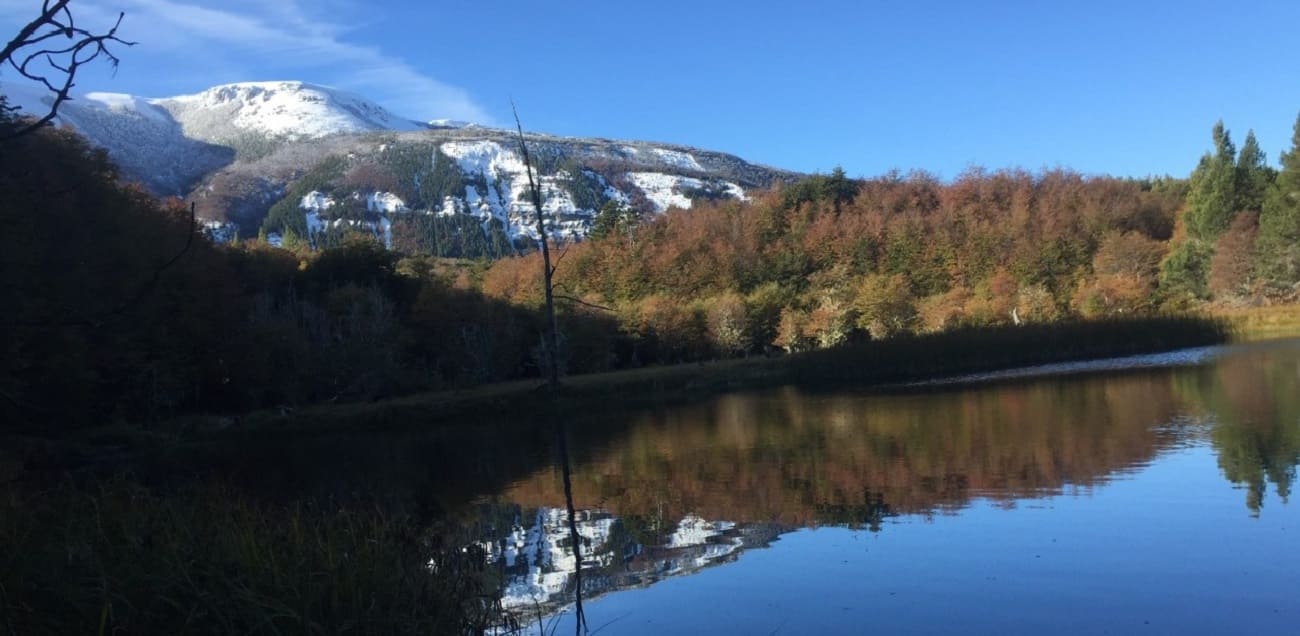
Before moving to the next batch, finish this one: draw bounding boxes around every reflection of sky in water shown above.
[547,445,1299,635]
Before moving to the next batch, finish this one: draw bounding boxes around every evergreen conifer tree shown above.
[1235,130,1272,214]
[589,200,636,240]
[1256,113,1300,291]
[280,227,307,252]
[1184,121,1239,241]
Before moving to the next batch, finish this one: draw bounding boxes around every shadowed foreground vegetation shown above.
[234,314,1231,433]
[0,480,518,635]
[785,314,1231,386]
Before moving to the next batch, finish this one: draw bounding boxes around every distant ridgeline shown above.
[2,81,793,256]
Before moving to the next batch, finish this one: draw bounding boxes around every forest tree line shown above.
[484,117,1300,356]
[3,97,1298,430]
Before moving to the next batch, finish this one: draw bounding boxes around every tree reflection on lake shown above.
[465,340,1300,628]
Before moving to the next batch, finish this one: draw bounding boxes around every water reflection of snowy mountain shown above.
[477,507,781,613]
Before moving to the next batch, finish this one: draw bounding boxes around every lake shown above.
[461,338,1300,634]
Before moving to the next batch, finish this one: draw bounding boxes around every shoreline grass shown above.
[0,314,1241,473]
[0,479,523,636]
[1214,304,1300,341]
[211,314,1234,435]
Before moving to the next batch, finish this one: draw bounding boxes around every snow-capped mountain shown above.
[2,80,797,251]
[3,83,233,194]
[156,81,425,141]
[3,80,423,194]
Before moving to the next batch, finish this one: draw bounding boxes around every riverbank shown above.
[0,313,1247,635]
[0,314,1238,473]
[1218,303,1300,340]
[217,315,1232,434]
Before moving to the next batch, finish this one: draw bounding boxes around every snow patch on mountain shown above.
[297,190,399,248]
[629,172,693,212]
[628,172,747,213]
[428,118,474,129]
[366,191,407,213]
[300,191,335,211]
[651,148,703,171]
[442,139,527,177]
[158,81,423,142]
[83,92,174,125]
[441,140,591,242]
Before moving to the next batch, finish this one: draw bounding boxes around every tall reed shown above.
[0,478,517,635]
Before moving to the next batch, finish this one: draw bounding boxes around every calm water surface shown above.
[465,339,1300,634]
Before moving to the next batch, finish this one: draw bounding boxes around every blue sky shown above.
[2,0,1299,179]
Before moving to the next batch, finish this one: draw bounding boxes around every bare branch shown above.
[554,294,614,313]
[551,282,614,313]
[549,243,571,278]
[1,3,134,141]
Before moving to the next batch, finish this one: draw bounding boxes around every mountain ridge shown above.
[3,80,800,250]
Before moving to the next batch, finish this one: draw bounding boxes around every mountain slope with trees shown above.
[3,81,1297,430]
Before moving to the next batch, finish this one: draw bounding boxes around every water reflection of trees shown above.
[1189,344,1300,514]
[154,344,1300,533]
[507,372,1188,527]
[505,344,1300,523]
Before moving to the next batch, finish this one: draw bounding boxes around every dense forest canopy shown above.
[3,96,1299,429]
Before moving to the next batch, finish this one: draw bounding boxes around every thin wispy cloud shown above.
[0,0,491,123]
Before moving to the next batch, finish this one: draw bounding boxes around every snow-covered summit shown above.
[0,81,231,195]
[156,81,424,141]
[1,80,796,239]
[428,118,475,129]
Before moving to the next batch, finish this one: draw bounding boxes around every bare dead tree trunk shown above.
[556,419,588,635]
[512,102,561,389]
[512,103,588,634]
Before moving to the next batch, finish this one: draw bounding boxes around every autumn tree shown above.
[853,273,918,339]
[1208,213,1259,301]
[775,306,813,353]
[1093,231,1166,282]
[704,292,749,357]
